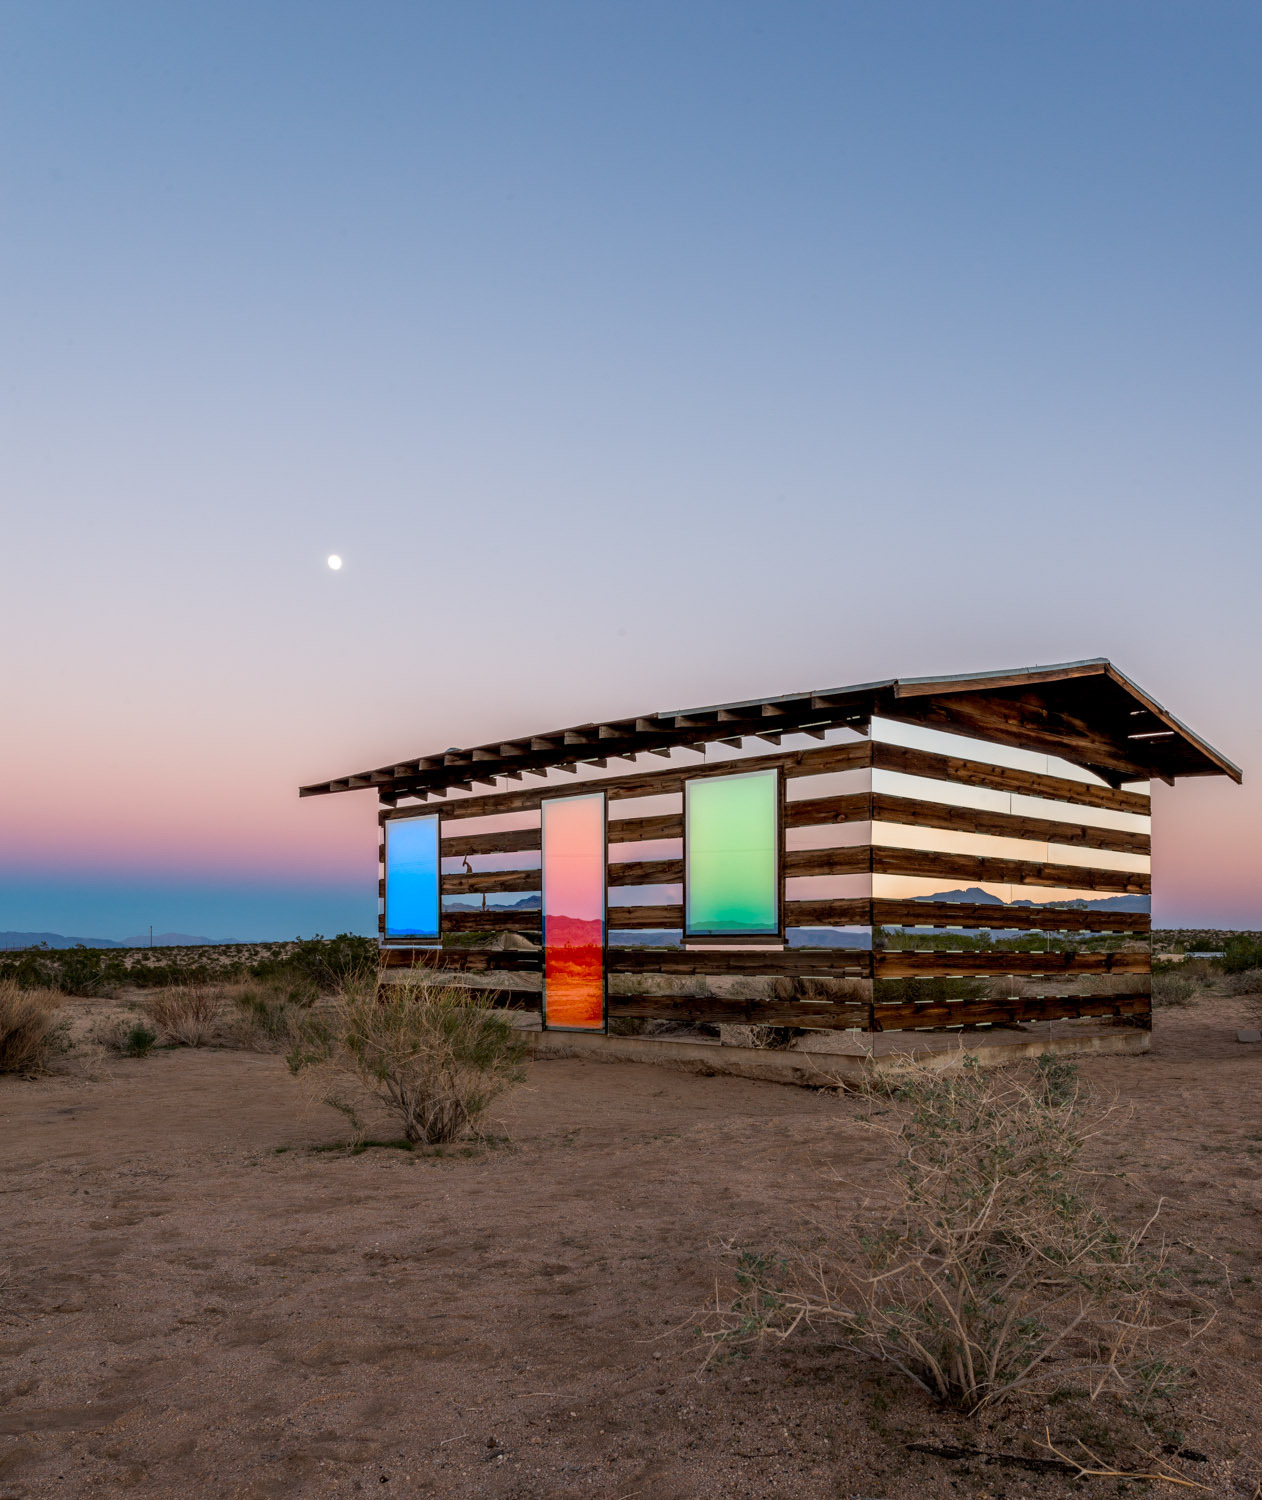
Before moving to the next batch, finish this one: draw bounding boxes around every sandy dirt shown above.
[1,994,1260,1499]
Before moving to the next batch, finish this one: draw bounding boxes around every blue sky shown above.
[2,2,1259,937]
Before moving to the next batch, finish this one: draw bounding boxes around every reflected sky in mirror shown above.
[786,768,871,801]
[871,769,1150,833]
[872,873,1150,911]
[785,873,872,900]
[871,821,1149,874]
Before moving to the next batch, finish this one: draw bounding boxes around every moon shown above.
[327,554,343,571]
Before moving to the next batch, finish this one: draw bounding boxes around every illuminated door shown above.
[383,814,441,942]
[685,769,780,936]
[541,793,606,1030]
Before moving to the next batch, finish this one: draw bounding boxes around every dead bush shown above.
[104,1017,159,1057]
[1222,969,1262,997]
[1151,970,1197,1007]
[287,971,528,1144]
[706,1057,1209,1413]
[0,981,69,1075]
[227,986,304,1052]
[146,985,222,1047]
[718,1023,797,1049]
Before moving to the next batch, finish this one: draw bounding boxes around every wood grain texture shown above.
[871,741,1150,815]
[441,869,541,895]
[782,846,871,877]
[439,908,543,932]
[870,793,1149,855]
[608,905,684,928]
[608,995,869,1028]
[380,739,873,823]
[870,992,1151,1030]
[872,950,1150,978]
[440,827,541,857]
[783,793,872,828]
[870,846,1150,894]
[607,813,684,842]
[608,858,685,887]
[608,948,872,976]
[785,899,873,927]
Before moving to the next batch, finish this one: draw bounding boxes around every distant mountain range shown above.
[443,896,542,913]
[915,888,1149,912]
[0,931,233,951]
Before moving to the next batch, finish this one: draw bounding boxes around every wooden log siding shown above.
[380,739,873,823]
[441,827,541,857]
[607,949,871,977]
[870,742,1150,816]
[442,869,542,895]
[373,974,1150,1034]
[871,950,1149,978]
[608,813,684,842]
[869,993,1151,1031]
[869,794,1149,856]
[608,994,870,1029]
[869,847,1150,895]
[378,730,1153,1033]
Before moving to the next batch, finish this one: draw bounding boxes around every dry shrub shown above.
[0,981,68,1075]
[718,1023,797,1050]
[706,1056,1209,1412]
[1151,969,1197,1007]
[1222,969,1262,997]
[98,1016,159,1057]
[146,985,221,1047]
[225,986,305,1052]
[287,970,528,1145]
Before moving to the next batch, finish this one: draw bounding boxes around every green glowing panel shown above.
[685,769,779,936]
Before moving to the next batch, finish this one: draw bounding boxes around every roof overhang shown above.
[299,658,1241,803]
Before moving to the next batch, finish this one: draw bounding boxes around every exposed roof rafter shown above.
[300,659,1241,802]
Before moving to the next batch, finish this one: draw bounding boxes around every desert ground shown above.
[1,991,1260,1499]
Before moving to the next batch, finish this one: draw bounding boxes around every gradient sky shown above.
[2,1,1259,939]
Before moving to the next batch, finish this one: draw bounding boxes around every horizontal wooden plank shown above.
[872,900,1149,933]
[870,992,1151,1031]
[437,902,872,933]
[441,827,541,857]
[439,908,542,932]
[382,740,873,822]
[608,948,872,976]
[397,896,873,930]
[607,813,683,842]
[786,899,873,927]
[608,858,684,887]
[783,793,871,829]
[783,846,870,877]
[378,949,540,977]
[871,741,1150,815]
[441,870,541,895]
[872,950,1149,978]
[609,995,870,1029]
[607,904,684,929]
[871,793,1149,856]
[871,847,1150,895]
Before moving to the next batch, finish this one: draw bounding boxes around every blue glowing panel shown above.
[384,815,440,940]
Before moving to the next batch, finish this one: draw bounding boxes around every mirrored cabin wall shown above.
[377,717,1151,1035]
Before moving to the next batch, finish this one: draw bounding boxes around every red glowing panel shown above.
[542,793,606,1031]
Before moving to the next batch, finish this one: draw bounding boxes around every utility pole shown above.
[149,925,153,950]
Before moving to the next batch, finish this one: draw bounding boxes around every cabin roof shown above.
[299,658,1241,803]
